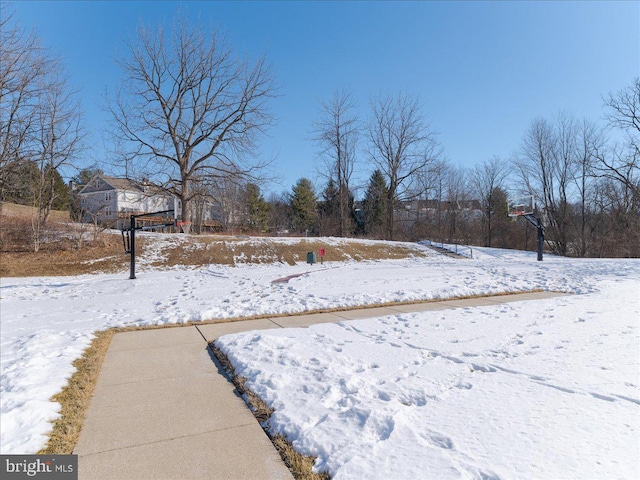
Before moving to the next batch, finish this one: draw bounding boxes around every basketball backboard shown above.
[508,195,535,217]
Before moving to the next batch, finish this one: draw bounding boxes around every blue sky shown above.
[8,0,640,197]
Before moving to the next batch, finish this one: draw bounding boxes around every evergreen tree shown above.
[289,178,318,234]
[0,160,68,210]
[0,159,39,205]
[362,170,388,237]
[322,179,339,212]
[319,178,340,236]
[47,167,69,210]
[72,167,104,186]
[244,183,269,232]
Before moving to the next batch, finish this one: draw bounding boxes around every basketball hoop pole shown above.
[522,214,545,261]
[536,217,544,262]
[129,214,136,279]
[122,209,175,279]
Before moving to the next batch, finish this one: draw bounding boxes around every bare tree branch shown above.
[1,9,85,251]
[598,78,640,201]
[604,77,640,134]
[471,156,508,246]
[366,92,440,240]
[107,13,276,223]
[312,88,359,236]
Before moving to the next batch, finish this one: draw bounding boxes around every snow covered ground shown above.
[1,237,638,479]
[218,277,639,479]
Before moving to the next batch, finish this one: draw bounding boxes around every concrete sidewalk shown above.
[74,291,566,480]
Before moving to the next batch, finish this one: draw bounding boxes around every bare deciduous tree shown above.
[1,10,84,251]
[598,78,640,200]
[471,156,508,247]
[367,93,440,240]
[108,14,276,225]
[0,11,51,200]
[267,191,291,235]
[203,175,243,232]
[442,165,470,243]
[519,114,578,255]
[604,78,640,135]
[313,88,359,236]
[30,70,84,250]
[572,118,603,257]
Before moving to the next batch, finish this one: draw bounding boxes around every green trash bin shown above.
[306,252,316,264]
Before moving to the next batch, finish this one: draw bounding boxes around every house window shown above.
[105,192,112,201]
[104,207,112,217]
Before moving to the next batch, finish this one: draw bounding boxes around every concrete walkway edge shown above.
[74,291,567,480]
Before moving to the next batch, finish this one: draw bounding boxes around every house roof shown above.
[101,176,143,191]
[79,175,168,196]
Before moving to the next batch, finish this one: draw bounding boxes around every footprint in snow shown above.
[455,382,473,390]
[420,432,454,449]
[470,364,496,373]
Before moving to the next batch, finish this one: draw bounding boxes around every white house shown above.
[78,176,179,229]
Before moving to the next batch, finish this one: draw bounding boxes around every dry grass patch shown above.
[38,329,115,455]
[153,236,427,268]
[0,201,70,222]
[1,217,129,277]
[211,343,330,480]
[0,242,127,277]
[2,226,429,277]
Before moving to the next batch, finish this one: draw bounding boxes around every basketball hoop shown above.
[508,195,535,218]
[506,195,545,261]
[177,221,191,234]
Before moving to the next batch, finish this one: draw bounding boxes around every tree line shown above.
[1,9,638,256]
[273,80,639,258]
[1,10,83,251]
[188,80,639,259]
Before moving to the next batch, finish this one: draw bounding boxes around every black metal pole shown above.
[129,214,136,279]
[522,213,544,262]
[127,209,173,280]
[537,217,544,262]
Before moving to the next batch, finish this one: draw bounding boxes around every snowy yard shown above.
[218,277,638,479]
[1,238,638,479]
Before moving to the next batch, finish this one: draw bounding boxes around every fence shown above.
[420,239,473,259]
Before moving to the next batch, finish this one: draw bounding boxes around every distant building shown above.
[78,175,179,229]
[395,199,483,225]
[77,175,225,232]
